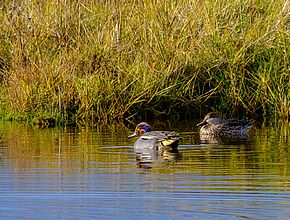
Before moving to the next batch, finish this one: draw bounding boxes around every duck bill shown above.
[196,120,207,127]
[128,132,137,138]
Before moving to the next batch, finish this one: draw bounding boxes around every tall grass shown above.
[0,0,289,124]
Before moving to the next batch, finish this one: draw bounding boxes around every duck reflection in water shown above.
[128,122,181,168]
[196,112,254,144]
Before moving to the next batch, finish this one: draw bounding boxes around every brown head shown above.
[196,112,220,127]
[128,122,153,138]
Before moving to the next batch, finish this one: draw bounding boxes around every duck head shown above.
[128,122,152,138]
[196,112,220,127]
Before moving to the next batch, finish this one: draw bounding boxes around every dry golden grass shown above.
[0,0,289,124]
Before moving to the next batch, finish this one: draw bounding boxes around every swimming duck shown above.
[128,122,180,150]
[196,112,253,136]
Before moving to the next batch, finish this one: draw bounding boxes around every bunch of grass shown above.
[0,0,289,125]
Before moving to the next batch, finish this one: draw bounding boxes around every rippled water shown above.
[0,121,290,219]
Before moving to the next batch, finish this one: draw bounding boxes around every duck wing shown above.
[141,131,179,140]
[223,120,253,127]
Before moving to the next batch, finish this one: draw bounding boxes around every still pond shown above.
[0,120,289,219]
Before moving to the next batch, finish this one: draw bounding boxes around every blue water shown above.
[0,121,290,219]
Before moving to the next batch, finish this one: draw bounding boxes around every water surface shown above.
[0,121,290,219]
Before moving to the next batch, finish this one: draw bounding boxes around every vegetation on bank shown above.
[0,0,289,125]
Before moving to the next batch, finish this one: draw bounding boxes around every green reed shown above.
[0,0,289,124]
